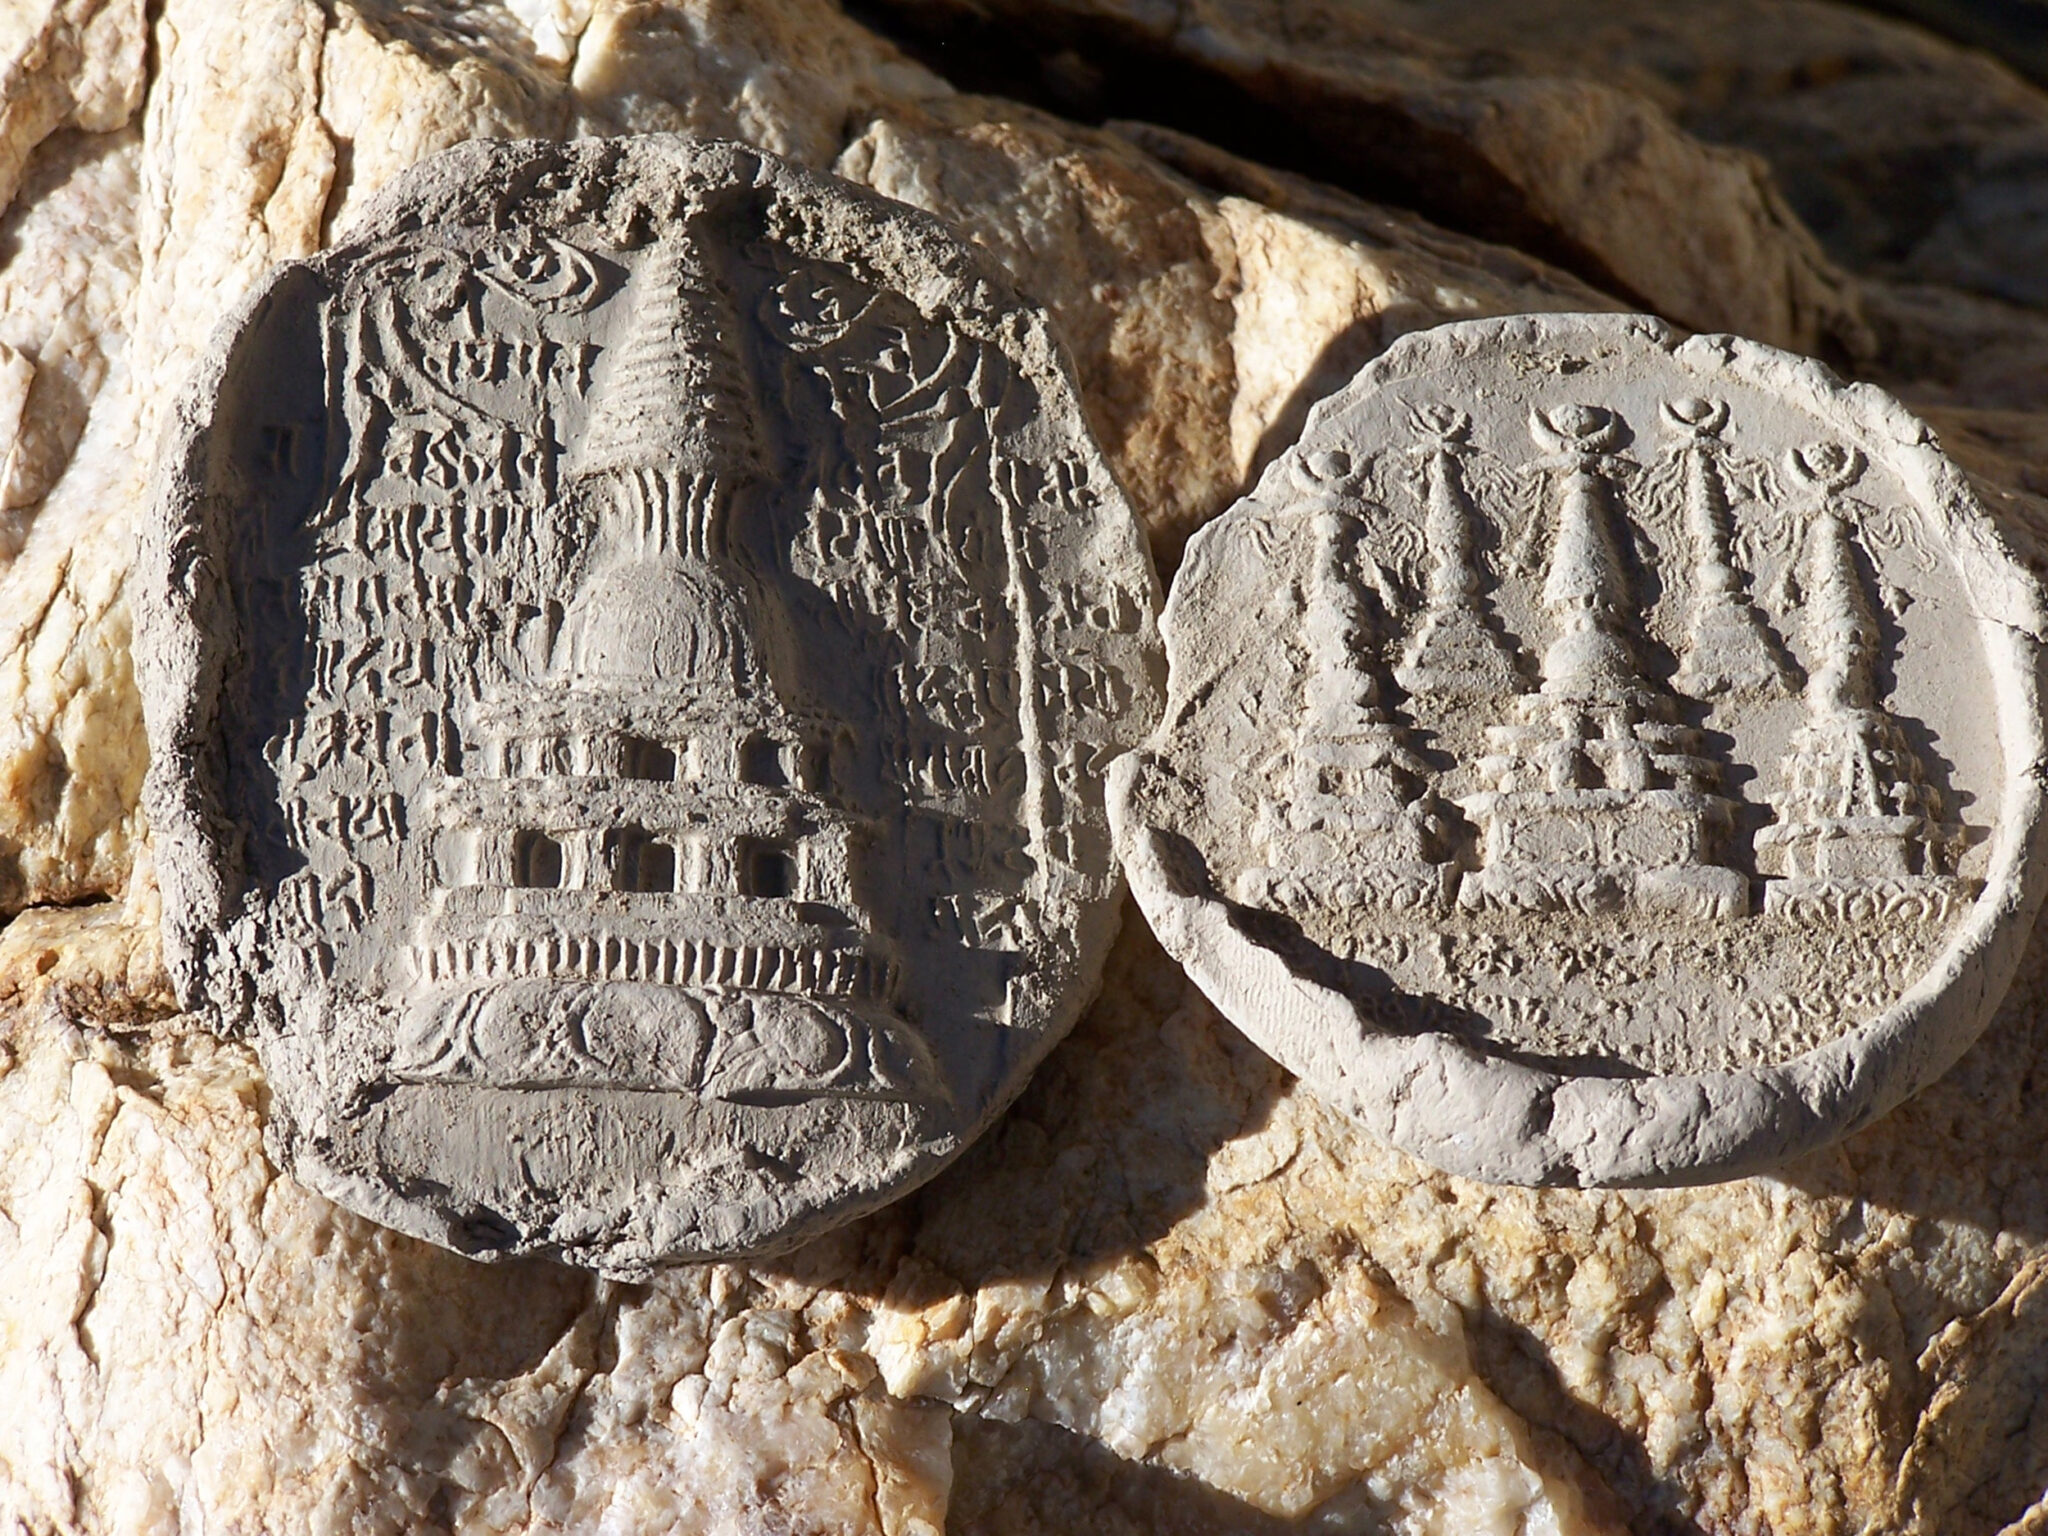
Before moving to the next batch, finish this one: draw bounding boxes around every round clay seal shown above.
[1111,313,2048,1185]
[138,136,1161,1269]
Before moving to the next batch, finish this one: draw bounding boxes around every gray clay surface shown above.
[1111,313,2048,1186]
[137,135,1162,1270]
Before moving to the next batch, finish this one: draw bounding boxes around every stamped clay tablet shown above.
[1111,313,2048,1185]
[138,136,1161,1268]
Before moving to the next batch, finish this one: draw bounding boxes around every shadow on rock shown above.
[815,894,1291,1292]
[949,1416,1336,1535]
[1465,1308,1711,1536]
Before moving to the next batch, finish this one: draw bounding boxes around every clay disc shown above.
[138,135,1162,1270]
[1111,313,2048,1186]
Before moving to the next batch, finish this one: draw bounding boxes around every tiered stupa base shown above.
[1457,788,1750,920]
[1245,720,1456,914]
[1237,851,1458,917]
[1760,815,1978,921]
[1762,876,1975,923]
[388,979,947,1104]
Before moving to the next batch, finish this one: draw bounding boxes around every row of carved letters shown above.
[278,704,1031,818]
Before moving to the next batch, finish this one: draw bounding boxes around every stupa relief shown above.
[1755,442,1971,921]
[1111,313,2048,1186]
[1456,399,1750,923]
[1237,450,1456,918]
[137,135,1163,1270]
[392,225,926,1110]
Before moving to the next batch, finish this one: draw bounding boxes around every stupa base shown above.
[1763,875,1977,923]
[1237,859,1459,917]
[1458,861,1750,921]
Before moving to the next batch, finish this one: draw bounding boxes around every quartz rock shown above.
[21,871,2048,1533]
[0,0,144,220]
[0,125,142,913]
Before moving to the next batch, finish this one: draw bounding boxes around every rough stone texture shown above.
[9,0,2048,1530]
[0,0,143,221]
[1115,311,2047,1184]
[1357,0,2048,320]
[862,0,2048,414]
[858,0,1876,360]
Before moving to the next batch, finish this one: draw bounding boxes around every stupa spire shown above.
[1530,403,1647,704]
[1756,443,1971,918]
[1393,403,1523,701]
[1665,396,1793,699]
[569,226,764,565]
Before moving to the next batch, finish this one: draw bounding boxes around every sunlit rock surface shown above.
[5,0,2048,1530]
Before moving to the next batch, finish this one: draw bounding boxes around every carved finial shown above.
[1409,400,1471,446]
[1287,447,1362,510]
[1663,395,1729,439]
[1530,401,1628,460]
[1786,440,1866,497]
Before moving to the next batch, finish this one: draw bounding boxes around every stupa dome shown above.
[557,557,760,691]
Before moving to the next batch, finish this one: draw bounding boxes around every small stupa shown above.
[1459,404,1748,919]
[1239,460,1454,915]
[1392,402,1524,702]
[396,227,943,1105]
[1757,443,1973,920]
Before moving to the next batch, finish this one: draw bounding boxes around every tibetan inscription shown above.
[139,136,1162,1270]
[1111,314,2048,1186]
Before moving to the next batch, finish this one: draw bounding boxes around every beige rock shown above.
[858,0,1872,358]
[0,125,139,911]
[1177,0,2048,414]
[0,0,144,221]
[0,469,144,913]
[0,126,137,546]
[0,0,338,915]
[1265,0,2048,307]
